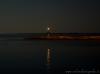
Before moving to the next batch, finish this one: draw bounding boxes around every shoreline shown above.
[24,35,100,40]
[0,33,100,40]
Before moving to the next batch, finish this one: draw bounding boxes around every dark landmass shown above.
[0,33,100,40]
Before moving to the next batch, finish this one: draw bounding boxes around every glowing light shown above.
[47,27,50,31]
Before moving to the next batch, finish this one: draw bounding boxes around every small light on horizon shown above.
[47,27,50,31]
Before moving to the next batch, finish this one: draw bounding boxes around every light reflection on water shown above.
[0,40,99,73]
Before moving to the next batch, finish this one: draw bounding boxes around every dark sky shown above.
[0,0,100,33]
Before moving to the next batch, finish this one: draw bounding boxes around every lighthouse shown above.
[47,25,51,34]
[47,24,55,34]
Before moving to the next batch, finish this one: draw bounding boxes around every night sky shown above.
[0,0,100,33]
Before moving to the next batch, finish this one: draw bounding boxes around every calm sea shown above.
[0,36,100,74]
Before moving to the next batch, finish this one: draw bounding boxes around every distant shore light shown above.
[47,27,50,31]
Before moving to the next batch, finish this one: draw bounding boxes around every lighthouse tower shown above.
[47,25,51,34]
[47,24,55,34]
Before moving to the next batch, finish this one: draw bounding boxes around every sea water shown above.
[0,39,99,74]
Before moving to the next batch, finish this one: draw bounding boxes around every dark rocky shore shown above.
[0,33,100,40]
